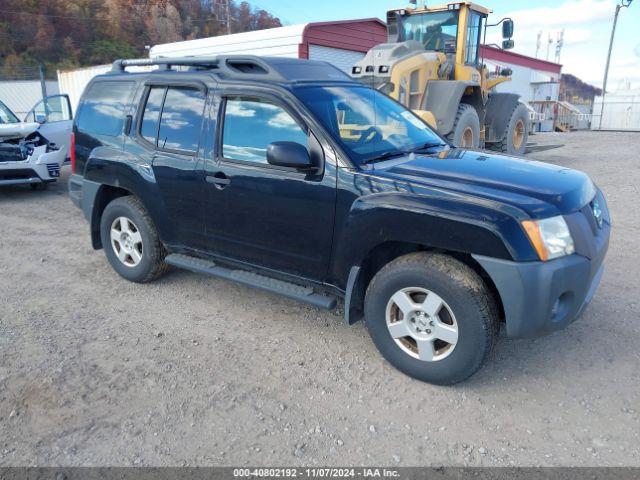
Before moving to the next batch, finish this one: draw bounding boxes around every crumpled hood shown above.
[0,122,40,141]
[371,148,596,218]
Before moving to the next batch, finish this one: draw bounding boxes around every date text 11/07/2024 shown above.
[232,468,401,478]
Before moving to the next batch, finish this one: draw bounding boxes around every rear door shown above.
[204,90,337,280]
[135,82,209,249]
[25,94,73,155]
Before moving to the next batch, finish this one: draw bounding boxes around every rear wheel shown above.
[486,103,530,155]
[364,252,498,385]
[100,196,169,283]
[446,104,480,149]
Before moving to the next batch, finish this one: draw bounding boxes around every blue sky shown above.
[253,0,640,90]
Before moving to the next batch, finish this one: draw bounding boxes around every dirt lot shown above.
[1,131,639,467]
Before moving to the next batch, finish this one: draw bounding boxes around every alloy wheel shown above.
[110,216,143,268]
[385,287,459,362]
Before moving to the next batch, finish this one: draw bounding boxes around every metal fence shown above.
[0,66,59,119]
[591,92,640,131]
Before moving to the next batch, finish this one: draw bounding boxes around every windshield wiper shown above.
[409,142,448,153]
[361,150,408,165]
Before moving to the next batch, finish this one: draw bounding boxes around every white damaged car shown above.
[0,95,72,190]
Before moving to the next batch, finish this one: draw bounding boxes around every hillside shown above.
[0,0,282,78]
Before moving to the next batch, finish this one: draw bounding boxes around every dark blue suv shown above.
[69,56,610,384]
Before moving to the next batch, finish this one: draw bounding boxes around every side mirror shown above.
[502,19,514,39]
[267,141,313,170]
[502,39,515,50]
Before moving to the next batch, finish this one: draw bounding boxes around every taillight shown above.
[70,132,76,173]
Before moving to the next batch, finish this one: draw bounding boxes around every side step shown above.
[165,253,337,310]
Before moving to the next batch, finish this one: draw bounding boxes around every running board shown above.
[165,253,336,310]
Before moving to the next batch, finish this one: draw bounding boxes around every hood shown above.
[0,122,40,141]
[370,148,596,218]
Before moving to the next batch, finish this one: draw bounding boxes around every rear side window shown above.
[77,81,135,136]
[139,86,206,153]
[140,87,165,145]
[158,87,206,152]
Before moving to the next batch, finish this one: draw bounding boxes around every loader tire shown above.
[446,104,480,149]
[486,103,530,155]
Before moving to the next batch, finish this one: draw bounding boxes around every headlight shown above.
[522,216,575,261]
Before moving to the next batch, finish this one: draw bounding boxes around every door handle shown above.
[206,173,231,189]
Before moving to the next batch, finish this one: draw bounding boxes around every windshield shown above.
[0,100,20,124]
[294,85,444,166]
[397,11,458,52]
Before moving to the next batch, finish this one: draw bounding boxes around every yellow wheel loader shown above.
[352,1,530,155]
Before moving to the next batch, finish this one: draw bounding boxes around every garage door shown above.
[308,45,366,74]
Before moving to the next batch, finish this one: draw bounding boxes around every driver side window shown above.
[222,97,308,164]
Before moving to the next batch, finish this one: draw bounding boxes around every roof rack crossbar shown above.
[111,56,221,73]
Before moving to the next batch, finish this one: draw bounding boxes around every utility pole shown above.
[216,0,231,35]
[599,0,633,129]
[546,33,552,61]
[38,63,47,101]
[535,31,542,59]
[555,29,564,64]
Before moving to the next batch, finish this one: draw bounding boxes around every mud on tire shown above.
[364,252,499,385]
[446,104,481,149]
[100,195,170,283]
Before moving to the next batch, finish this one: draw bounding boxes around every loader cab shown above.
[388,2,488,68]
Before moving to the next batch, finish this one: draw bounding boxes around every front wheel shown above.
[486,103,530,155]
[100,196,169,283]
[446,104,480,149]
[364,252,498,385]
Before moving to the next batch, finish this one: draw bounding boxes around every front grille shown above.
[0,168,38,181]
[46,163,61,178]
[0,144,31,163]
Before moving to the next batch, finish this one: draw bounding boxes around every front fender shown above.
[330,189,533,288]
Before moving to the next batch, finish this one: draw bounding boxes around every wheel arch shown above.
[423,80,481,135]
[344,241,506,327]
[83,155,161,250]
[88,184,133,250]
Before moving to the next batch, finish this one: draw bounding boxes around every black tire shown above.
[30,182,48,191]
[446,104,480,149]
[364,252,498,385]
[100,195,169,283]
[486,103,530,155]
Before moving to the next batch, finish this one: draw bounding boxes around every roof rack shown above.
[110,55,287,81]
[109,55,355,84]
[111,56,221,73]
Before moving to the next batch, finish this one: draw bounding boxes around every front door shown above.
[25,94,73,155]
[204,92,337,280]
[136,83,208,248]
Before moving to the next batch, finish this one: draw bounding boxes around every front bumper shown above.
[473,193,611,338]
[0,147,65,186]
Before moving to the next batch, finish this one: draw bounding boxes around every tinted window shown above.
[157,87,206,152]
[77,81,134,136]
[140,87,165,145]
[222,97,307,164]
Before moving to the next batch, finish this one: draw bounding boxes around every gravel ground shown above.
[1,131,639,467]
